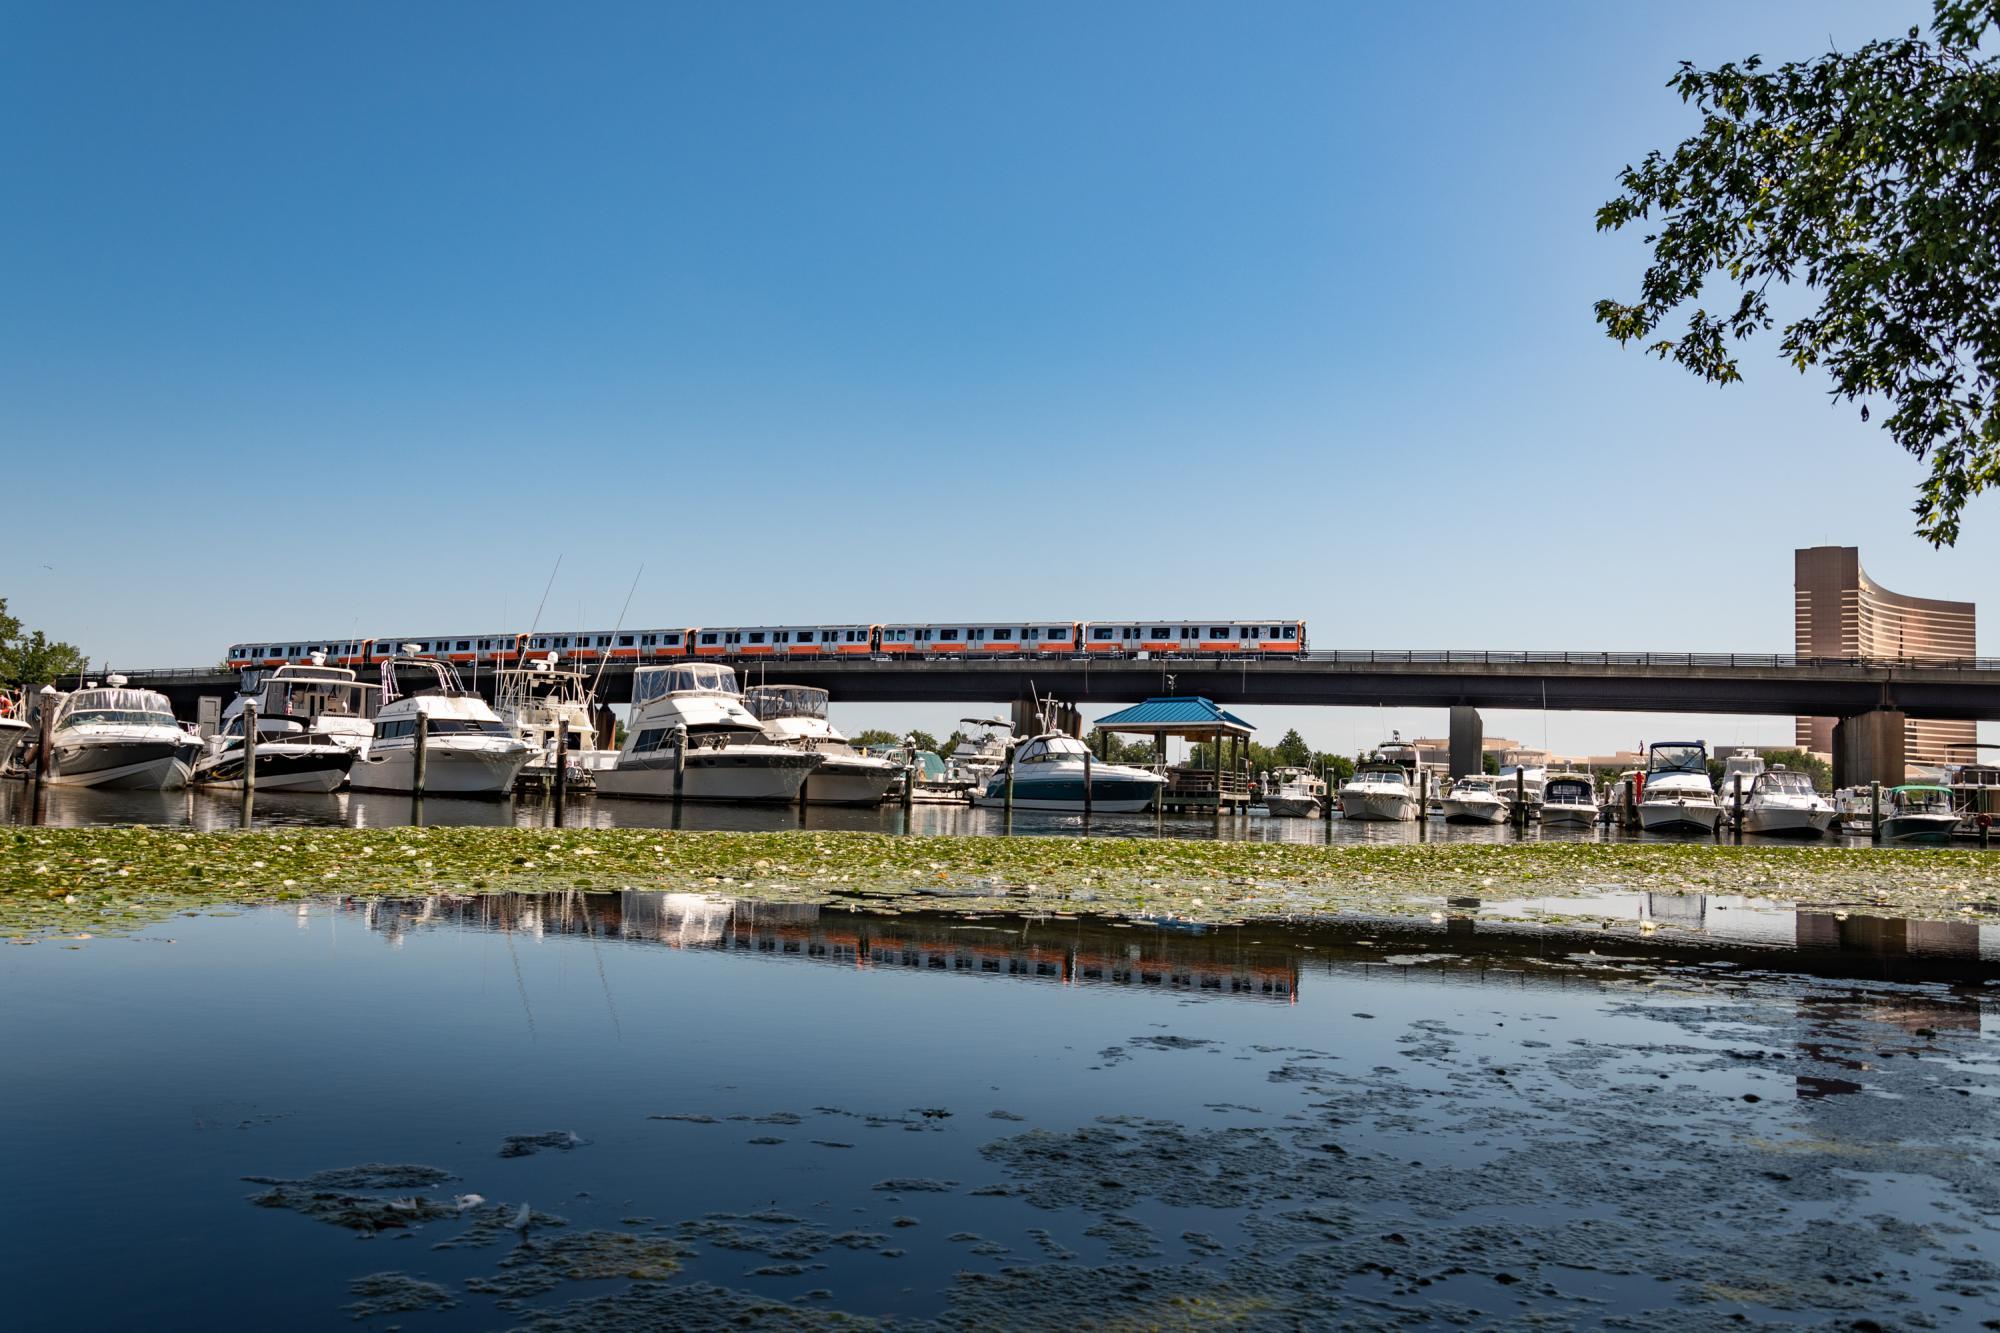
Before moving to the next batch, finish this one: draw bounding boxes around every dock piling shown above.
[1870,780,1882,843]
[1083,747,1093,821]
[672,724,687,804]
[553,719,568,827]
[412,713,429,798]
[1731,773,1743,841]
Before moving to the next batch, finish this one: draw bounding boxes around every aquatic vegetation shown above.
[342,1272,456,1319]
[6,825,2000,940]
[498,1130,586,1158]
[244,1163,462,1233]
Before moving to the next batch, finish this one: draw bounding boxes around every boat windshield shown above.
[1017,736,1090,764]
[1450,778,1494,794]
[1755,771,1815,797]
[58,688,175,728]
[633,664,740,706]
[743,685,829,722]
[1545,778,1592,802]
[1648,743,1707,774]
[1892,786,1954,812]
[1351,764,1406,783]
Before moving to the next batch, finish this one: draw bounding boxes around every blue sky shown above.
[3,0,1987,754]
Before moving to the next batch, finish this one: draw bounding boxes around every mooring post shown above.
[239,700,258,827]
[1003,742,1016,813]
[672,724,687,804]
[1870,780,1882,843]
[1731,773,1743,841]
[32,685,57,784]
[1514,767,1526,827]
[901,745,915,812]
[412,712,429,798]
[553,719,568,827]
[1083,747,1094,821]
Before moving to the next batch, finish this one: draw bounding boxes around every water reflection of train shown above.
[350,892,1301,1003]
[224,620,1307,671]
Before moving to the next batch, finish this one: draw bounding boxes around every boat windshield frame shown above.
[633,663,741,706]
[743,685,830,722]
[56,688,177,728]
[1544,777,1593,802]
[1647,743,1708,775]
[1753,770,1816,797]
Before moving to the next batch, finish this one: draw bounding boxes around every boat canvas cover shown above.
[59,688,176,724]
[634,663,740,706]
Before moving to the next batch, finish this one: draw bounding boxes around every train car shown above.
[228,638,376,670]
[622,628,696,659]
[877,623,1080,656]
[1079,620,1305,655]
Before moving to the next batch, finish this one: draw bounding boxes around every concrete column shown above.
[1449,707,1483,778]
[1832,710,1907,789]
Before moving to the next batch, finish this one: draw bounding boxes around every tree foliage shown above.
[1596,0,2000,543]
[0,598,88,688]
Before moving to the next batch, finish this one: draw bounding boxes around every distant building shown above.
[1794,546,1977,768]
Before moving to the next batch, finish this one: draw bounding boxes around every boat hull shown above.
[1538,803,1599,827]
[1441,798,1509,825]
[973,771,1163,813]
[195,743,355,793]
[597,745,822,804]
[348,741,531,797]
[1637,800,1722,835]
[1339,791,1418,822]
[806,756,901,807]
[46,738,196,790]
[1264,795,1322,819]
[1741,806,1835,839]
[1878,814,1959,844]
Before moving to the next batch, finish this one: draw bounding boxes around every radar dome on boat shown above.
[105,674,127,687]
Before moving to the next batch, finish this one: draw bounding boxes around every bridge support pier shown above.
[1832,710,1906,790]
[1448,707,1483,779]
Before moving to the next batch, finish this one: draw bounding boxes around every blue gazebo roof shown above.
[1092,696,1254,737]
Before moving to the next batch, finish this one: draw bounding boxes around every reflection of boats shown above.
[1739,767,1834,839]
[596,663,822,804]
[1263,767,1327,818]
[193,713,355,792]
[1878,784,1959,844]
[346,654,532,796]
[972,732,1164,812]
[1539,773,1599,827]
[1636,741,1721,835]
[41,678,200,789]
[1439,775,1508,825]
[1338,738,1420,822]
[743,685,900,806]
[492,658,617,789]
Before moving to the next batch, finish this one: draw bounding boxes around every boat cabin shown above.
[1889,784,1955,814]
[1750,768,1817,799]
[632,663,742,706]
[1646,742,1708,774]
[743,685,830,723]
[1544,775,1595,805]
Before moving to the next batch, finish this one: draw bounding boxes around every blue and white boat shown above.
[974,733,1164,812]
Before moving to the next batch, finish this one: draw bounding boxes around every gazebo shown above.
[1092,696,1255,814]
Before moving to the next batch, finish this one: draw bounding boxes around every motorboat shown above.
[1439,775,1509,825]
[1946,762,2000,838]
[38,677,201,789]
[1493,761,1547,814]
[972,731,1164,812]
[492,657,619,788]
[1539,773,1600,827]
[1635,740,1722,835]
[1338,739,1421,822]
[944,717,1014,787]
[744,684,900,806]
[193,712,356,792]
[1877,784,1960,844]
[1738,766,1834,839]
[1715,748,1766,822]
[595,663,822,804]
[1263,767,1327,818]
[224,657,377,759]
[346,654,532,796]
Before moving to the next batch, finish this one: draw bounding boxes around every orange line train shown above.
[225,620,1306,670]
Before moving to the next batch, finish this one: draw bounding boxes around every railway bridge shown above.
[116,649,2000,787]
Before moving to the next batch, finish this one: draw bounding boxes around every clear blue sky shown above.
[4,0,1988,754]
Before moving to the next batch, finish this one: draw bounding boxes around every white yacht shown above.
[493,658,619,785]
[1716,748,1766,821]
[944,718,1015,787]
[1738,766,1835,839]
[744,684,901,806]
[222,657,376,759]
[193,712,356,792]
[1338,740,1421,822]
[596,663,822,804]
[1538,773,1600,828]
[1635,740,1723,835]
[1439,774,1509,825]
[1494,761,1547,813]
[40,678,201,789]
[1878,785,1961,843]
[1263,767,1327,818]
[346,655,531,796]
[971,731,1164,812]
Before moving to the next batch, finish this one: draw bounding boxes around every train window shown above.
[1123,627,1138,639]
[1092,627,1114,640]
[457,641,470,651]
[662,632,679,645]
[1210,627,1230,638]
[700,633,718,645]
[1181,627,1195,637]
[796,630,814,643]
[748,632,765,644]
[619,635,633,647]
[967,628,984,640]
[774,632,789,643]
[1285,624,1299,637]
[992,628,1013,640]
[940,629,959,641]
